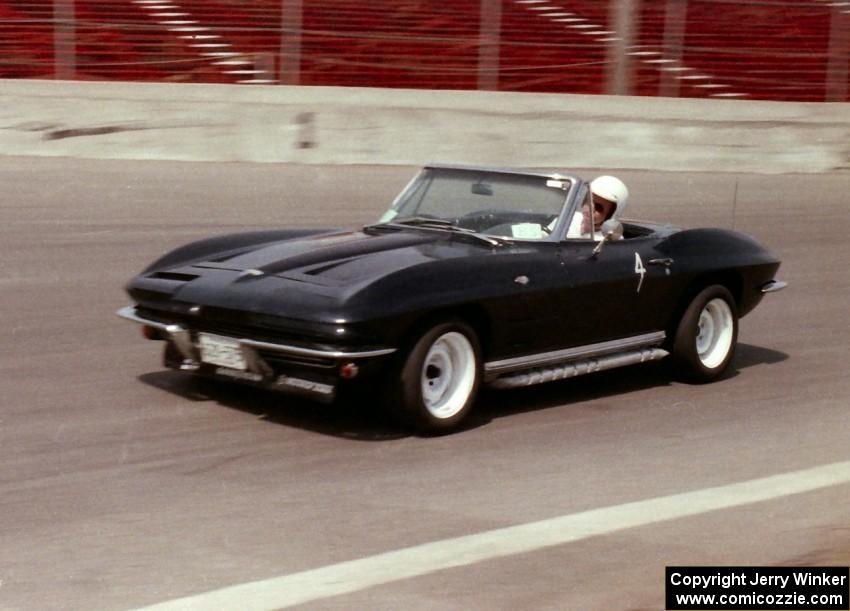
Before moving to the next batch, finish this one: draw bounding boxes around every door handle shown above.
[648,257,674,267]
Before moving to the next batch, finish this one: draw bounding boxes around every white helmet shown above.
[590,175,629,218]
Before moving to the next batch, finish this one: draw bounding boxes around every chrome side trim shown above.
[488,347,669,389]
[116,306,396,360]
[275,375,335,397]
[760,280,787,294]
[484,331,666,378]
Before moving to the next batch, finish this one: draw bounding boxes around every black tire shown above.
[671,284,739,383]
[388,320,482,435]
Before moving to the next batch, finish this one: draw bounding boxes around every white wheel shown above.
[420,331,477,420]
[696,298,735,369]
[392,320,481,434]
[672,284,739,383]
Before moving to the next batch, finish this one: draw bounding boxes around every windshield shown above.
[377,167,572,241]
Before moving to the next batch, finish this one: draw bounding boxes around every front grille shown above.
[136,306,323,346]
[192,319,298,345]
[135,305,346,369]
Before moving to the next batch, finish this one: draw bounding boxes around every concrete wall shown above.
[1,79,849,173]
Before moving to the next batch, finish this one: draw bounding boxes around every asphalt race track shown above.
[1,156,848,610]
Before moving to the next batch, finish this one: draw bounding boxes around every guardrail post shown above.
[826,7,849,102]
[53,0,76,80]
[279,0,303,85]
[659,0,687,97]
[478,0,502,91]
[607,0,640,96]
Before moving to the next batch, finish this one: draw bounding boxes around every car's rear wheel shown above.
[391,320,481,435]
[671,285,738,383]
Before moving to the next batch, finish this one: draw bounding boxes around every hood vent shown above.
[148,271,200,282]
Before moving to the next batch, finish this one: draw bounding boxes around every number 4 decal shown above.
[634,252,646,293]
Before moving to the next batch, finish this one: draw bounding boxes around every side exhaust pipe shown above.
[488,348,669,389]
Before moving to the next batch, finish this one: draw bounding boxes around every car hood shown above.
[188,228,485,284]
[129,228,506,323]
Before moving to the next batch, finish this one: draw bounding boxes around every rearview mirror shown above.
[591,219,623,256]
[601,219,623,240]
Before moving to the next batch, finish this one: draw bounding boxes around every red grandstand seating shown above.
[499,0,608,94]
[0,0,846,101]
[1,0,254,82]
[680,0,832,101]
[0,1,54,79]
[297,1,481,89]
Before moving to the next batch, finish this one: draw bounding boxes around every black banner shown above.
[666,566,849,610]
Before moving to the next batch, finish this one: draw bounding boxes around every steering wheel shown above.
[454,209,506,232]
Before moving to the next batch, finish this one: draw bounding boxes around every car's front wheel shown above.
[391,320,481,435]
[671,285,738,383]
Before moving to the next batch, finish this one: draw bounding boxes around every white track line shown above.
[135,460,850,611]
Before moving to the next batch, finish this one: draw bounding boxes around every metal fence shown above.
[1,0,848,101]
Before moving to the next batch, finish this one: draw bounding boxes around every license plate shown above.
[197,333,247,371]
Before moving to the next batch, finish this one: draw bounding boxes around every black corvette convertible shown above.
[119,165,785,434]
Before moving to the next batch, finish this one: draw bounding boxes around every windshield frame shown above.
[377,165,583,244]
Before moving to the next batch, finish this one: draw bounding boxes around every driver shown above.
[567,175,629,240]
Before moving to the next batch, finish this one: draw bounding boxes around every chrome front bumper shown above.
[116,305,396,402]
